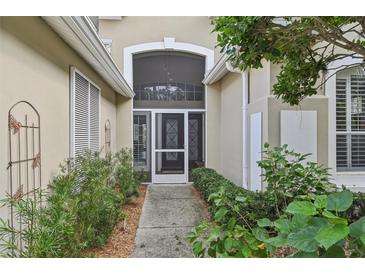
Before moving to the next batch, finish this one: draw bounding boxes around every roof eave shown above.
[203,54,230,85]
[42,16,134,98]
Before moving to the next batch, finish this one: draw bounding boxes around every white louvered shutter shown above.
[336,69,365,171]
[89,83,100,152]
[74,72,90,156]
[73,70,101,157]
[350,75,365,169]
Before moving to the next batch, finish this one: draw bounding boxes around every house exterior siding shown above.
[220,72,244,186]
[0,17,126,219]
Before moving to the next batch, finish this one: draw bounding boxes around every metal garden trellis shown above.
[105,119,111,155]
[7,100,41,253]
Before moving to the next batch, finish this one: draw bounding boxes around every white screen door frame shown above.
[151,110,188,183]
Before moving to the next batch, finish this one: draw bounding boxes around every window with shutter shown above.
[89,83,100,152]
[336,67,365,172]
[71,68,101,157]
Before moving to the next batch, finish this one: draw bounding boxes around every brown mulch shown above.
[191,185,211,221]
[92,185,147,258]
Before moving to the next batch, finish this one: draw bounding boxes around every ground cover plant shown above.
[188,144,365,258]
[0,149,140,257]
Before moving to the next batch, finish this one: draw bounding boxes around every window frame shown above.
[70,66,101,158]
[336,68,365,172]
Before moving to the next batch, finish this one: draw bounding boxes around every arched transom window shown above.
[133,51,205,109]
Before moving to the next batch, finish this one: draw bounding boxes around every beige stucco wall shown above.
[99,16,216,73]
[116,95,133,150]
[0,17,122,219]
[206,83,221,172]
[249,60,271,103]
[98,16,216,152]
[219,72,243,186]
[267,96,329,167]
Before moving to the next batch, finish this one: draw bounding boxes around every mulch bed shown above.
[92,184,147,258]
[191,185,211,221]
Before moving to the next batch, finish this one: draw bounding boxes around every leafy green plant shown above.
[192,168,289,228]
[258,143,336,215]
[187,187,268,258]
[71,152,124,247]
[109,148,141,200]
[258,191,365,257]
[0,189,44,257]
[0,148,139,257]
[0,185,79,258]
[191,160,365,258]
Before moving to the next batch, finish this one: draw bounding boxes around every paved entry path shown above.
[131,183,206,258]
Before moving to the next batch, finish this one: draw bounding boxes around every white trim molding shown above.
[325,56,365,188]
[203,54,229,85]
[42,16,134,98]
[123,38,214,86]
[241,72,249,189]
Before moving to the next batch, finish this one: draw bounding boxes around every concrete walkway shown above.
[131,183,206,258]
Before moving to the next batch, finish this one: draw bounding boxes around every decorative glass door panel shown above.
[153,112,187,183]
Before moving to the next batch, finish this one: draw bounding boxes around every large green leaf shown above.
[257,218,272,228]
[291,214,311,230]
[286,201,317,216]
[349,216,365,238]
[192,241,204,256]
[214,207,228,222]
[322,245,346,258]
[322,210,348,225]
[290,251,318,258]
[224,238,234,252]
[287,227,319,252]
[207,227,221,241]
[252,227,268,242]
[360,235,365,245]
[235,196,247,202]
[315,224,349,250]
[274,218,291,234]
[314,195,328,209]
[265,234,287,247]
[326,191,353,212]
[309,217,331,231]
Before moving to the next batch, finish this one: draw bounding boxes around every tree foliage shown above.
[214,16,365,105]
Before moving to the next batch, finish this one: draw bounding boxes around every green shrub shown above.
[187,186,268,258]
[258,143,336,214]
[258,191,365,258]
[109,148,141,200]
[345,191,365,223]
[192,168,278,227]
[193,144,338,227]
[191,144,365,258]
[71,152,124,247]
[0,185,79,258]
[0,148,138,257]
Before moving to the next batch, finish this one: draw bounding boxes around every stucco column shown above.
[116,95,133,150]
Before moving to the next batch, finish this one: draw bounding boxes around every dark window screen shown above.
[133,51,205,109]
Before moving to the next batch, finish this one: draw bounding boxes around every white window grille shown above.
[71,68,101,157]
[336,67,365,171]
[133,114,148,167]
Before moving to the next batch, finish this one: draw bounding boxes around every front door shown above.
[152,112,187,183]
